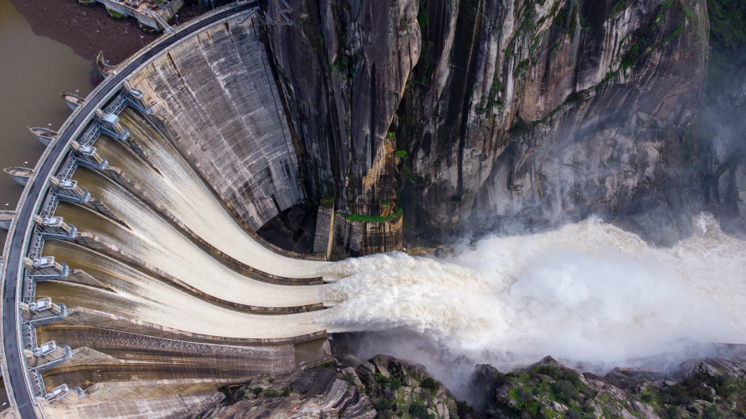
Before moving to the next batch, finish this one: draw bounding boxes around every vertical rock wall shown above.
[262,0,726,246]
[262,0,421,206]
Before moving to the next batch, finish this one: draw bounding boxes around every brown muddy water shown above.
[0,0,93,248]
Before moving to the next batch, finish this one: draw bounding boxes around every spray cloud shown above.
[317,214,746,396]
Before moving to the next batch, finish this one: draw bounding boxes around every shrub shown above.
[341,373,357,386]
[409,401,429,419]
[551,380,578,403]
[236,389,245,398]
[456,401,475,418]
[263,389,280,397]
[523,400,540,417]
[534,365,582,388]
[376,374,391,387]
[282,388,291,397]
[389,378,403,391]
[516,388,533,405]
[663,405,680,419]
[566,410,582,419]
[703,404,725,419]
[374,399,393,411]
[421,377,439,392]
[251,387,263,395]
[640,392,653,403]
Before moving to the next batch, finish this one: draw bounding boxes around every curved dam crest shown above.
[0,6,339,418]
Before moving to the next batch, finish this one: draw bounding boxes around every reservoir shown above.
[0,0,93,248]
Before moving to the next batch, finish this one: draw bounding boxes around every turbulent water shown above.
[319,213,746,380]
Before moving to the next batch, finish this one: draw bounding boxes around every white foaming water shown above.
[319,214,746,372]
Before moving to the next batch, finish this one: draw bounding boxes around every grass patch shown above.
[344,208,403,223]
[107,9,126,18]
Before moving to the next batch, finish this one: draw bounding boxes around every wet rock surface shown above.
[470,355,746,419]
[195,352,746,419]
[193,367,376,419]
[261,0,746,247]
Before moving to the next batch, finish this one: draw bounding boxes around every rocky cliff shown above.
[260,0,746,247]
[188,352,746,419]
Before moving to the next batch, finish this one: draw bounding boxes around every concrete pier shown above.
[20,298,69,327]
[49,176,90,204]
[32,216,76,240]
[61,93,84,111]
[3,167,35,186]
[0,210,14,230]
[94,110,129,141]
[29,127,57,146]
[22,257,69,281]
[70,141,107,170]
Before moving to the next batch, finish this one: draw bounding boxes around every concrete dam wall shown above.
[0,7,341,419]
[127,13,302,232]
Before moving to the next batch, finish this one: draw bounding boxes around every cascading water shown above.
[38,110,330,342]
[53,170,323,309]
[317,213,746,393]
[37,241,321,339]
[98,109,326,278]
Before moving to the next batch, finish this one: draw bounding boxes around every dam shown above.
[0,3,357,418]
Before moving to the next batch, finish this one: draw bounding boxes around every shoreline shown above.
[10,0,209,86]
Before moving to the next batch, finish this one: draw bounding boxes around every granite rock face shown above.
[263,0,421,206]
[195,368,376,419]
[476,355,746,419]
[260,0,742,246]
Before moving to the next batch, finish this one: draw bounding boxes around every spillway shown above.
[0,5,337,418]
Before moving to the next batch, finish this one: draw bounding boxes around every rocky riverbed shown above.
[190,350,746,419]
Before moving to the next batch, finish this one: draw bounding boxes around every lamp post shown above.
[140,35,145,48]
[175,14,179,25]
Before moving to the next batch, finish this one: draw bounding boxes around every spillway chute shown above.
[1,4,335,417]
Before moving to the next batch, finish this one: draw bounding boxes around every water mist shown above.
[317,213,746,398]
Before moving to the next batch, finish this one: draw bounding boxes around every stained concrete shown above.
[128,14,301,231]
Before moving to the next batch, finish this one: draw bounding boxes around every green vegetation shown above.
[609,0,628,18]
[343,208,403,223]
[375,373,402,389]
[262,389,281,397]
[421,377,439,392]
[385,131,397,139]
[417,9,428,30]
[374,398,393,411]
[396,150,408,158]
[408,401,429,419]
[250,387,263,395]
[107,9,126,18]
